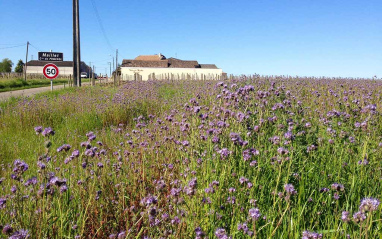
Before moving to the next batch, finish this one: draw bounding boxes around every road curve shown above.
[0,82,93,101]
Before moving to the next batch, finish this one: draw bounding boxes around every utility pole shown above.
[73,0,81,87]
[115,49,118,81]
[88,62,92,79]
[25,41,29,81]
[92,65,95,86]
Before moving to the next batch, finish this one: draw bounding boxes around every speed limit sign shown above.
[43,64,59,79]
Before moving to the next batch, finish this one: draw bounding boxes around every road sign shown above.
[43,64,59,79]
[38,52,63,62]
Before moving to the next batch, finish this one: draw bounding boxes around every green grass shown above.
[0,78,90,92]
[0,78,381,238]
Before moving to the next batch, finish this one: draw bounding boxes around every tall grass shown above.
[0,77,381,238]
[0,78,84,92]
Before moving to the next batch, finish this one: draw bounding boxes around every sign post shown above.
[43,64,60,91]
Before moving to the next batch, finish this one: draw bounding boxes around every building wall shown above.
[26,66,74,76]
[26,65,92,77]
[120,67,224,81]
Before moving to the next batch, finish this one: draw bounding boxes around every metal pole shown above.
[73,0,81,87]
[116,49,118,84]
[108,62,111,77]
[25,41,29,81]
[73,0,77,86]
[88,62,92,79]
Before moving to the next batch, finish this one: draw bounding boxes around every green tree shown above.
[0,58,13,72]
[14,60,24,73]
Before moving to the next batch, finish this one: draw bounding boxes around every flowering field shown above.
[0,76,381,238]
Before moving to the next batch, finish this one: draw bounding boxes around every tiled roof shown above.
[168,58,199,68]
[122,60,168,68]
[121,56,219,69]
[26,60,89,68]
[199,64,218,69]
[135,54,166,61]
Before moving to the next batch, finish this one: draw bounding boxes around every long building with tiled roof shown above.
[120,53,224,81]
[25,60,92,77]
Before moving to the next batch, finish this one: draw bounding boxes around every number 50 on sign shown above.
[43,64,59,79]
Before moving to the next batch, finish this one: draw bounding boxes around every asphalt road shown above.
[0,82,93,101]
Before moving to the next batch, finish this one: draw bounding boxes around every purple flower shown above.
[215,228,230,239]
[2,224,13,234]
[218,148,231,158]
[227,196,236,204]
[71,150,80,158]
[333,193,340,200]
[35,160,45,170]
[80,141,91,149]
[24,177,38,187]
[341,211,350,222]
[353,211,367,223]
[42,127,55,137]
[34,126,43,134]
[195,227,206,238]
[277,147,289,155]
[0,197,6,209]
[302,230,323,239]
[248,208,261,220]
[359,197,380,212]
[284,184,297,195]
[57,144,71,153]
[140,195,158,207]
[239,177,248,184]
[117,231,126,239]
[12,159,29,180]
[188,178,197,188]
[171,216,181,224]
[84,149,95,157]
[284,131,294,140]
[60,185,68,193]
[86,131,96,141]
[9,229,29,239]
[331,183,345,192]
[236,112,245,122]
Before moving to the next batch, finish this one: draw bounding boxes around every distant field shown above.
[0,77,381,238]
[0,78,89,92]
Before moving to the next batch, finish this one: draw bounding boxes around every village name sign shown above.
[38,52,64,62]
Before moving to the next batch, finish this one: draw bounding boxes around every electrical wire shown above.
[0,43,25,45]
[90,0,114,52]
[29,43,42,52]
[0,44,26,50]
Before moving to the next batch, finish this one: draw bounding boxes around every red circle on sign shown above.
[43,64,59,79]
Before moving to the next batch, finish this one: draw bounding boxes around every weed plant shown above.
[0,77,381,238]
[0,78,85,93]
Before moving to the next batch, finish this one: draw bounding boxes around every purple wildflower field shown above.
[0,76,381,238]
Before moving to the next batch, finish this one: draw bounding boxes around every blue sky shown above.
[0,0,381,78]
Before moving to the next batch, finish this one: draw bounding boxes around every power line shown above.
[0,44,26,50]
[29,43,42,52]
[90,57,113,63]
[0,43,25,45]
[90,0,114,52]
